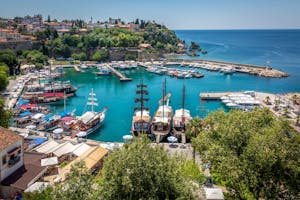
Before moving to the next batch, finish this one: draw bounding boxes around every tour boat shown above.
[131,80,151,136]
[172,85,192,142]
[71,88,107,135]
[151,79,172,143]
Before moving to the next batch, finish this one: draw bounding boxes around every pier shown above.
[105,64,132,82]
[200,92,244,100]
[164,58,288,78]
[73,65,81,72]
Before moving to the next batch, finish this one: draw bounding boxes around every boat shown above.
[80,64,88,69]
[95,66,112,76]
[220,67,235,75]
[151,79,173,143]
[71,88,107,136]
[131,80,151,136]
[172,85,192,143]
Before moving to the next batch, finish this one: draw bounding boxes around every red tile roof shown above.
[0,127,22,151]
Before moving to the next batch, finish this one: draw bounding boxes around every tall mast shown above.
[91,88,94,112]
[162,78,166,119]
[135,79,149,115]
[182,85,185,119]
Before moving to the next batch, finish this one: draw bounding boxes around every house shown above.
[204,188,224,200]
[0,127,47,198]
[0,126,24,182]
[109,17,121,24]
[139,43,151,49]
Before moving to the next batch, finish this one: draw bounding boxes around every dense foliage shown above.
[25,137,201,200]
[34,22,182,59]
[0,49,18,75]
[99,137,196,199]
[23,162,98,200]
[0,99,12,128]
[191,108,300,199]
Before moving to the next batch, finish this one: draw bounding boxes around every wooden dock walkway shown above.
[73,65,81,72]
[106,65,132,82]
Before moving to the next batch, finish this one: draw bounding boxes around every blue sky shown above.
[0,0,299,29]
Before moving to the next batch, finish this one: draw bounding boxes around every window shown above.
[2,155,7,165]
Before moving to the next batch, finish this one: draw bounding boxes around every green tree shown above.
[0,49,18,75]
[24,162,99,200]
[92,50,109,62]
[0,73,8,91]
[71,52,87,61]
[186,117,204,141]
[0,99,12,127]
[99,136,195,199]
[124,53,137,61]
[192,108,300,199]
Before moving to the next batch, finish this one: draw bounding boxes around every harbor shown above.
[3,60,299,142]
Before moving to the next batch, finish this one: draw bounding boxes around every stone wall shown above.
[0,41,41,52]
[138,51,163,61]
[108,48,139,61]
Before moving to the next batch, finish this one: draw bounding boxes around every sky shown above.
[0,0,300,29]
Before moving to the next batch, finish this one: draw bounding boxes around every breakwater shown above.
[165,58,288,78]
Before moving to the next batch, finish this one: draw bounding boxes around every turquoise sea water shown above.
[54,30,300,142]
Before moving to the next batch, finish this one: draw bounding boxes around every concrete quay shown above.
[165,58,288,78]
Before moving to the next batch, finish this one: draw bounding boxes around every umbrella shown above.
[76,131,87,137]
[123,135,133,141]
[53,128,63,134]
[26,125,36,130]
[167,136,178,143]
[106,143,115,151]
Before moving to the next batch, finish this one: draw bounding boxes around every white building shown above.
[0,127,24,182]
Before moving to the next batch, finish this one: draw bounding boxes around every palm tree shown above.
[274,100,280,111]
[186,117,204,141]
[296,115,300,126]
[265,96,270,104]
[283,107,289,117]
[290,94,298,105]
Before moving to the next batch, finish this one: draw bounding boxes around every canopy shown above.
[41,157,58,167]
[42,92,64,98]
[53,128,63,134]
[32,113,45,120]
[30,138,48,145]
[167,136,178,143]
[19,111,32,117]
[44,114,54,121]
[25,125,37,130]
[61,116,73,122]
[76,131,87,137]
[123,135,133,140]
[19,104,37,109]
[17,99,30,106]
[24,182,50,193]
[204,188,224,200]
[59,109,73,117]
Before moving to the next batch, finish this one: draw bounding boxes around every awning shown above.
[41,157,58,167]
[24,182,50,193]
[8,147,21,155]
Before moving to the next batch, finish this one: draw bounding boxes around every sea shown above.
[53,30,300,142]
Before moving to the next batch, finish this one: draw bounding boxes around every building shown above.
[0,127,47,198]
[109,17,121,24]
[0,126,24,182]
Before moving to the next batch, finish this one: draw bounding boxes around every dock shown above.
[164,58,288,78]
[105,65,132,82]
[200,92,243,100]
[73,65,81,72]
